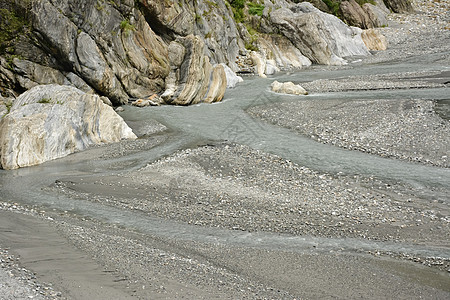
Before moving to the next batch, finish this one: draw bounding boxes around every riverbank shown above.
[1,1,449,299]
[249,0,450,168]
[1,141,449,299]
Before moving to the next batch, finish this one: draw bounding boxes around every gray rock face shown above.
[339,0,388,29]
[362,3,389,28]
[1,0,385,105]
[0,85,136,169]
[340,0,376,29]
[2,0,170,105]
[162,35,227,105]
[383,0,414,13]
[271,3,370,65]
[139,0,242,71]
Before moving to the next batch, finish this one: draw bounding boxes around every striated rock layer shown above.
[0,85,136,170]
[0,0,395,101]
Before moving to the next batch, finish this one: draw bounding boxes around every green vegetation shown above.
[322,0,376,17]
[355,0,376,5]
[206,0,219,8]
[227,1,266,50]
[3,101,12,117]
[245,24,259,51]
[120,19,136,35]
[38,97,52,104]
[228,0,245,23]
[322,0,341,15]
[247,2,264,16]
[0,8,30,55]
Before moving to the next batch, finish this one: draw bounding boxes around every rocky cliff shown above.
[0,0,411,102]
[0,0,413,168]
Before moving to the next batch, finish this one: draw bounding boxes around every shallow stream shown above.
[1,55,449,263]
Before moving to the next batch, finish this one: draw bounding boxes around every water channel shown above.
[0,54,449,283]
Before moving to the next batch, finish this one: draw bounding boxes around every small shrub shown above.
[322,0,340,15]
[248,3,264,16]
[120,19,135,33]
[229,0,245,23]
[245,42,258,51]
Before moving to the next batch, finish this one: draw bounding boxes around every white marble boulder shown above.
[0,84,136,169]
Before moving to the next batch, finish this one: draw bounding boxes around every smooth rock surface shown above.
[340,0,375,29]
[0,85,136,169]
[271,3,370,65]
[221,64,243,88]
[271,81,308,95]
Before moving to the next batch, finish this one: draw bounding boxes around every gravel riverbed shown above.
[249,0,450,168]
[248,98,449,167]
[1,0,449,299]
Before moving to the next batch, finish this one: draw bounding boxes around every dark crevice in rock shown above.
[137,2,175,42]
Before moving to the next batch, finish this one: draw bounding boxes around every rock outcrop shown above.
[339,0,390,29]
[362,3,389,28]
[161,35,227,105]
[383,0,414,13]
[271,3,370,65]
[340,0,375,29]
[0,85,136,169]
[271,81,308,95]
[221,64,243,89]
[0,0,395,103]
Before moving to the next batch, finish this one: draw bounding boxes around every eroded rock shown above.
[271,81,308,95]
[161,35,226,105]
[271,3,370,65]
[0,85,136,169]
[383,0,414,13]
[362,29,388,51]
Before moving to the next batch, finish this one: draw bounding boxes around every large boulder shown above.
[270,3,370,65]
[0,85,136,169]
[138,0,242,71]
[258,34,312,71]
[250,51,267,78]
[340,0,388,29]
[362,3,389,28]
[271,81,308,95]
